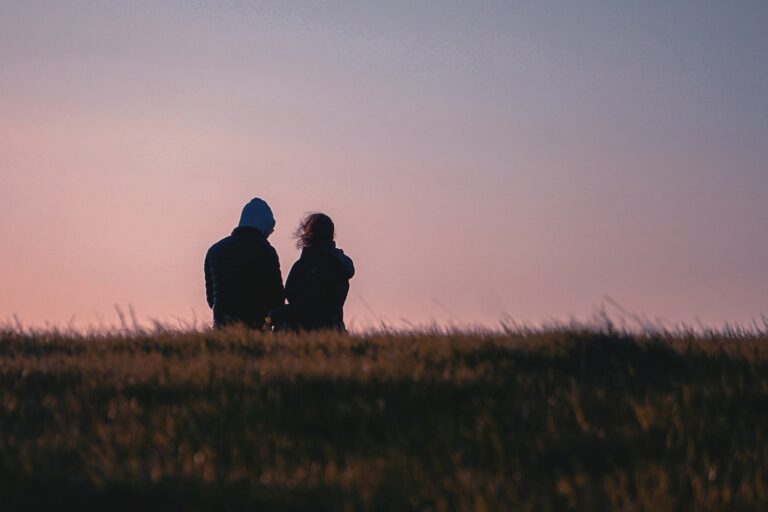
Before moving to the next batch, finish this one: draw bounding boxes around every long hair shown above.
[294,213,335,249]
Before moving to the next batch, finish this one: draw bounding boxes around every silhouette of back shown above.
[205,198,284,328]
[276,213,354,331]
[285,241,354,330]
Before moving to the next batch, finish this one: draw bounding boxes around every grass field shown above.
[1,323,767,511]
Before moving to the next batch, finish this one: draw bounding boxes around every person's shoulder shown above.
[288,256,306,272]
[265,242,280,261]
[207,235,235,256]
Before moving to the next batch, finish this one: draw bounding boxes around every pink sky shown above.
[2,1,767,330]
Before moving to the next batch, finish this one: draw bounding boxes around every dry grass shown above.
[1,324,767,510]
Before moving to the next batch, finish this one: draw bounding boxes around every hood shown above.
[238,197,276,237]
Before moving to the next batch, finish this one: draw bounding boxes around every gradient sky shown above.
[2,1,767,330]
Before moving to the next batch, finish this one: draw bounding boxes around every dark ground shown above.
[1,326,766,511]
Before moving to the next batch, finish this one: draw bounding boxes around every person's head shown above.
[238,197,276,237]
[295,213,335,249]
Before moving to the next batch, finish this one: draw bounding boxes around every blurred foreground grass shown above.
[1,326,767,511]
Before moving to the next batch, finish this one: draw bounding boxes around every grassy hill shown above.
[1,325,766,510]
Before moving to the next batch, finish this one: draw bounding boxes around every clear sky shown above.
[1,1,767,330]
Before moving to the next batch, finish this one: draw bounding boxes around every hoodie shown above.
[204,198,284,328]
[238,197,276,237]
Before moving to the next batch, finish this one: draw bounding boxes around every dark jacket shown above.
[280,243,355,331]
[204,227,284,328]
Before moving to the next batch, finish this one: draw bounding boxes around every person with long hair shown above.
[274,213,354,331]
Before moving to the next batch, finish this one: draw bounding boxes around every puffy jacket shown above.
[204,226,284,328]
[280,243,355,331]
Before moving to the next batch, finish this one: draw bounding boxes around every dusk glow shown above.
[2,1,767,329]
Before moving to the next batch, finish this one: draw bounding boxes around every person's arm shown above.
[265,247,285,311]
[268,260,300,327]
[333,248,355,279]
[284,260,304,308]
[204,251,214,309]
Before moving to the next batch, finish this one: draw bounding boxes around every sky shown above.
[1,0,767,330]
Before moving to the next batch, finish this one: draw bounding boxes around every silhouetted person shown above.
[205,198,284,328]
[274,213,354,331]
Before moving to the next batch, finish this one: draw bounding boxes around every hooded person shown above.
[204,198,285,328]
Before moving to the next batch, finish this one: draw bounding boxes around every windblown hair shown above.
[295,213,335,249]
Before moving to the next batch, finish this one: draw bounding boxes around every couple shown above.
[204,198,355,331]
